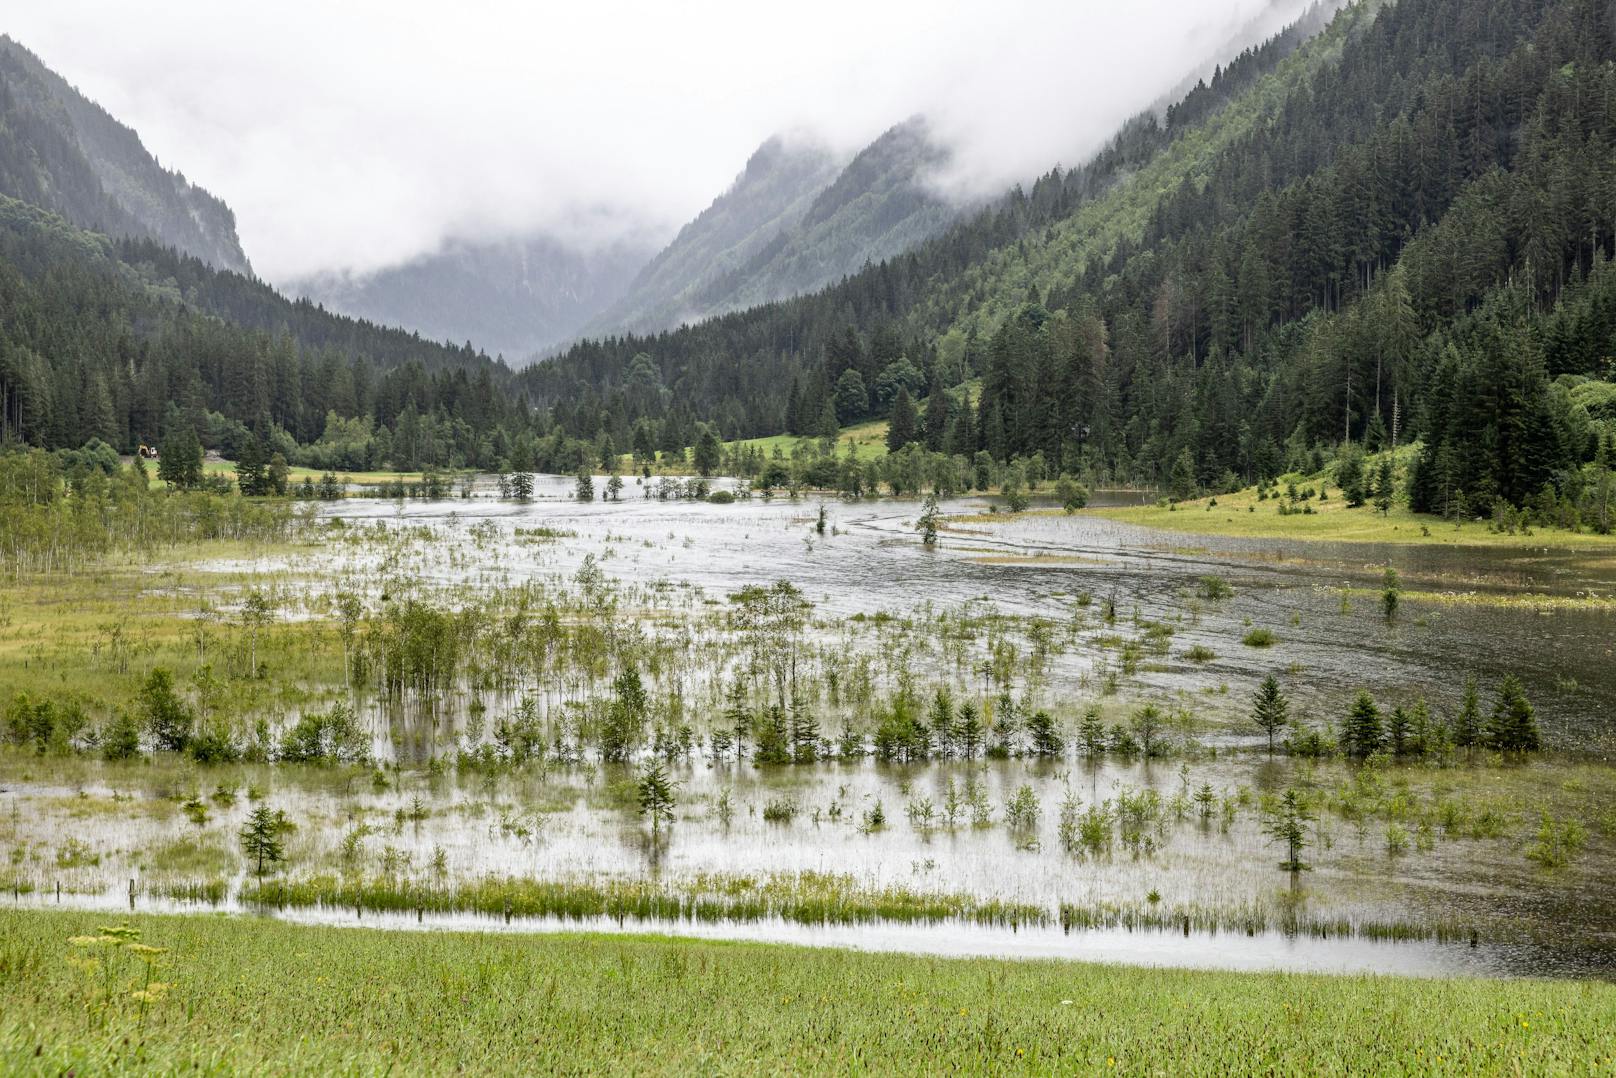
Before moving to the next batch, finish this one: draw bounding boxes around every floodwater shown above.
[317,476,1616,752]
[12,884,1595,979]
[8,475,1616,979]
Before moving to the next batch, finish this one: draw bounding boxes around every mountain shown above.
[0,192,516,455]
[584,133,845,336]
[0,36,249,275]
[291,232,655,362]
[590,117,960,337]
[521,0,1616,515]
[291,115,957,359]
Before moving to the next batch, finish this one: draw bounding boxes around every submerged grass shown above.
[242,871,1048,930]
[1056,901,1475,944]
[231,871,1470,944]
[2,908,1614,1074]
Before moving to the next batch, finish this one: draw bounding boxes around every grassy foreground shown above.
[3,910,1614,1074]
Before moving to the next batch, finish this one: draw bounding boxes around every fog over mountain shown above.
[585,118,959,340]
[7,0,1318,293]
[290,232,658,362]
[0,35,248,275]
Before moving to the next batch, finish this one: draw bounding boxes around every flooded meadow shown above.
[5,474,1616,979]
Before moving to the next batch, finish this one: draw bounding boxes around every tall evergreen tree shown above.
[1341,690,1383,757]
[1251,674,1289,753]
[1485,675,1541,752]
[887,387,918,452]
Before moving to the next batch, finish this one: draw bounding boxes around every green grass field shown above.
[1087,494,1616,549]
[199,460,453,485]
[728,417,892,461]
[2,909,1613,1074]
[1065,451,1616,550]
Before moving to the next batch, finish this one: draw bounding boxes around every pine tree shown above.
[693,424,722,477]
[1372,455,1395,515]
[815,399,839,439]
[722,681,751,760]
[1485,675,1540,752]
[636,763,678,832]
[236,434,268,496]
[887,387,918,451]
[574,465,594,502]
[1341,690,1382,757]
[927,688,955,757]
[1077,705,1106,758]
[1168,448,1198,500]
[1027,711,1063,757]
[1388,706,1410,755]
[157,428,203,490]
[1406,696,1438,756]
[1336,444,1367,507]
[240,805,286,879]
[753,704,791,764]
[1452,677,1482,747]
[789,696,819,764]
[1264,788,1315,872]
[1251,674,1289,753]
[956,701,982,759]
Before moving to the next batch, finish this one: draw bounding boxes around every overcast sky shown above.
[9,0,1313,284]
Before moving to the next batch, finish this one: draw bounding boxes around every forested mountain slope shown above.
[0,194,521,466]
[0,36,249,275]
[520,0,1616,514]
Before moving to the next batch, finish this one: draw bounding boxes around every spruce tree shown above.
[789,696,819,764]
[1251,674,1289,753]
[1027,711,1063,757]
[1077,706,1106,758]
[1388,706,1410,755]
[693,424,722,477]
[1341,690,1382,757]
[722,681,751,760]
[927,688,955,756]
[1336,444,1367,507]
[240,805,286,880]
[1485,675,1540,752]
[753,704,791,764]
[1452,677,1482,747]
[887,387,918,452]
[636,763,677,832]
[1264,788,1315,872]
[236,434,268,496]
[1372,456,1395,515]
[157,428,203,490]
[956,701,982,759]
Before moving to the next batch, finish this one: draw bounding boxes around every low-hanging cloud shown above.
[8,0,1322,284]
